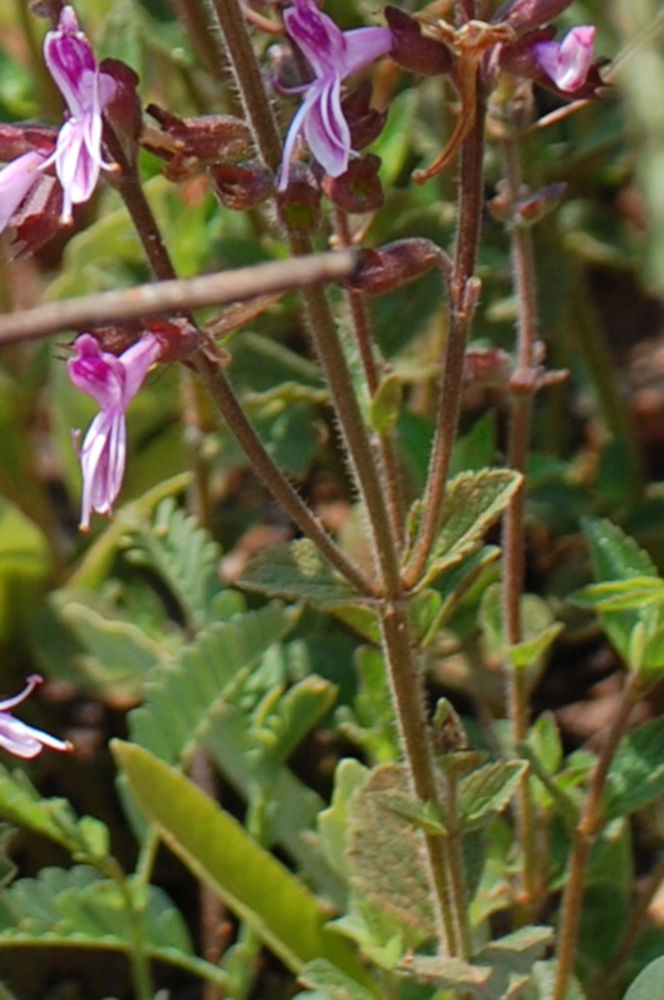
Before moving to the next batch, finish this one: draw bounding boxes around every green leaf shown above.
[337,646,400,763]
[622,957,664,1000]
[0,865,223,986]
[253,675,338,772]
[605,716,664,819]
[53,597,163,699]
[573,576,664,612]
[401,926,552,998]
[113,742,370,985]
[318,759,370,881]
[68,473,193,591]
[369,375,402,436]
[417,470,522,591]
[0,497,50,641]
[346,764,436,943]
[129,602,295,765]
[459,761,529,831]
[299,959,377,1000]
[583,518,662,667]
[509,623,563,669]
[238,539,361,607]
[125,498,225,629]
[0,766,109,863]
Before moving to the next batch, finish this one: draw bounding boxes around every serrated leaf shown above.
[113,742,370,985]
[254,675,337,771]
[605,717,664,819]
[126,498,224,628]
[509,623,563,669]
[54,598,163,699]
[238,538,361,606]
[622,956,664,1000]
[129,602,295,767]
[0,865,223,986]
[319,759,370,881]
[402,927,551,999]
[573,576,664,612]
[583,518,663,667]
[299,959,376,1000]
[417,470,522,590]
[459,761,528,831]
[346,765,436,943]
[0,766,109,863]
[68,473,193,591]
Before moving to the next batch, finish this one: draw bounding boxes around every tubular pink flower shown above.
[279,0,391,189]
[42,5,116,222]
[0,675,72,759]
[0,150,48,232]
[532,25,596,93]
[68,333,162,530]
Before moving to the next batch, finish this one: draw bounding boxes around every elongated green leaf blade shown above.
[113,742,370,985]
[606,717,664,818]
[459,761,529,831]
[622,957,664,1000]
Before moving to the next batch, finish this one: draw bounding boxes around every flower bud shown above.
[0,123,56,162]
[210,160,274,210]
[492,0,574,34]
[275,163,321,232]
[145,105,252,179]
[385,7,453,76]
[7,173,62,259]
[342,82,387,150]
[322,154,384,213]
[100,58,142,158]
[349,238,443,295]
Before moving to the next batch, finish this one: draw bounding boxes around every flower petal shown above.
[302,75,350,177]
[43,6,97,118]
[0,151,46,232]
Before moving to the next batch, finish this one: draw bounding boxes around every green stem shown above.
[403,87,486,589]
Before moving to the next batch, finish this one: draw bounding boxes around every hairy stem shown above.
[209,0,472,955]
[403,86,486,589]
[499,118,539,911]
[104,130,374,594]
[333,206,406,550]
[553,675,640,1000]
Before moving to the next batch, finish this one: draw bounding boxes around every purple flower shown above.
[68,333,162,530]
[42,5,116,223]
[532,25,596,93]
[279,0,392,189]
[0,150,49,232]
[0,675,72,759]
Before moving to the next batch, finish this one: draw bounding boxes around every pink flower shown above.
[0,675,72,759]
[68,333,162,530]
[532,25,596,93]
[0,150,49,232]
[42,5,116,222]
[279,0,392,189]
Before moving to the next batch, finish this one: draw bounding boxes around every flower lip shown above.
[68,333,162,530]
[279,0,391,189]
[532,24,596,93]
[0,675,72,759]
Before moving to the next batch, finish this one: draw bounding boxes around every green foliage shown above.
[414,470,522,591]
[239,538,361,606]
[0,866,223,985]
[0,766,109,865]
[605,717,664,819]
[129,602,296,766]
[581,518,664,674]
[113,742,371,984]
[125,497,226,628]
[622,957,664,1000]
